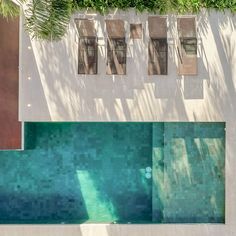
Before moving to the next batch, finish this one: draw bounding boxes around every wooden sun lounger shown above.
[75,19,98,74]
[177,17,197,75]
[148,16,168,75]
[105,20,127,75]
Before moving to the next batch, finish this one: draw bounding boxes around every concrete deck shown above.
[0,16,21,149]
[19,10,236,123]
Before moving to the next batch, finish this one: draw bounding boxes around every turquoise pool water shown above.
[0,122,225,223]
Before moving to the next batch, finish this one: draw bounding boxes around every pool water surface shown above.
[0,122,225,223]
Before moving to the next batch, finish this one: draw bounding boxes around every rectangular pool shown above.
[0,122,225,223]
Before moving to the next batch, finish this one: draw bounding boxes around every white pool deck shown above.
[13,9,236,236]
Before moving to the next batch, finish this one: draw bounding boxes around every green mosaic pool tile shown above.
[162,122,225,223]
[0,122,225,224]
[0,122,153,223]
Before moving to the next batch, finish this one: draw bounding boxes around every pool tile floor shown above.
[0,122,225,224]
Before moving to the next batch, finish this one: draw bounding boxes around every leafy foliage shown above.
[72,0,236,14]
[202,0,236,11]
[0,0,20,18]
[0,0,235,40]
[24,0,72,40]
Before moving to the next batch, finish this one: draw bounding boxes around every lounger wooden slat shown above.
[78,38,97,74]
[148,38,168,75]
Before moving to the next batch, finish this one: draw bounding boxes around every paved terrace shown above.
[0,16,21,149]
[20,10,236,123]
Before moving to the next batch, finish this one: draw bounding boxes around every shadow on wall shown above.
[22,10,236,121]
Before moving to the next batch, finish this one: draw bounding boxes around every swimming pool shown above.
[0,122,225,223]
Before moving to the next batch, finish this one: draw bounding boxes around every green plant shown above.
[202,0,236,11]
[175,0,202,13]
[1,0,235,40]
[24,0,72,40]
[0,0,19,18]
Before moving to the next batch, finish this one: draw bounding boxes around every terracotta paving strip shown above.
[0,16,21,149]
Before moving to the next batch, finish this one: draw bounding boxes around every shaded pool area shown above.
[0,122,225,223]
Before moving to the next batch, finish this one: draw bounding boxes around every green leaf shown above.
[24,0,72,41]
[0,0,20,18]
